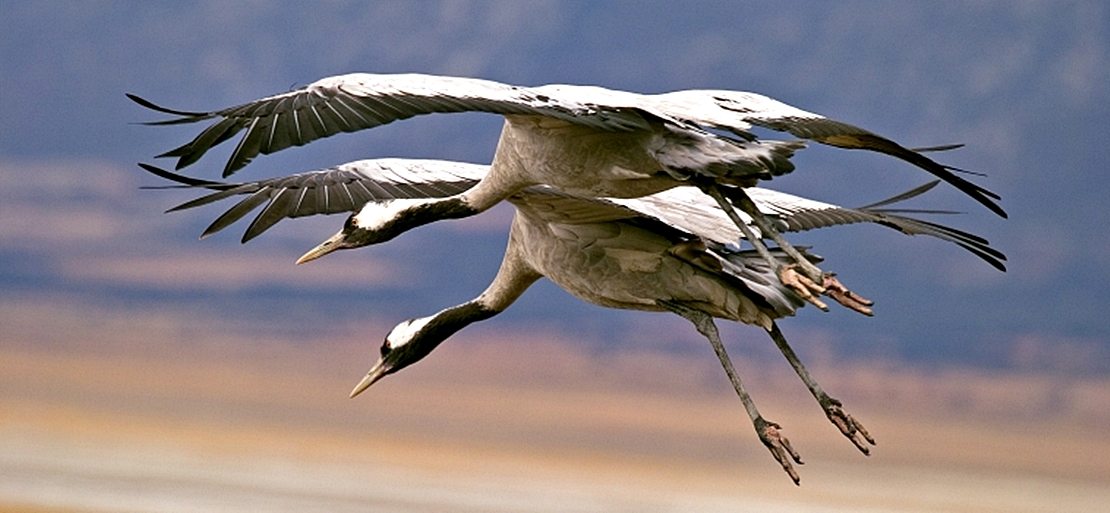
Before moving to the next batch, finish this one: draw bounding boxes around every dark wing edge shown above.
[761,119,1006,219]
[779,184,1007,272]
[701,90,1004,218]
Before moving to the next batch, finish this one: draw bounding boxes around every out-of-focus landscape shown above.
[3,2,1109,511]
[3,306,1108,511]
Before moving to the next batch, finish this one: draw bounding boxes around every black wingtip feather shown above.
[155,142,198,160]
[820,133,1008,219]
[856,181,940,210]
[898,147,1007,218]
[907,143,965,153]
[126,93,212,118]
[943,164,988,178]
[138,163,226,188]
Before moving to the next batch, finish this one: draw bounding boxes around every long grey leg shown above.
[699,184,828,312]
[659,300,803,485]
[723,187,825,282]
[698,185,783,274]
[702,184,875,316]
[729,187,876,315]
[767,321,876,454]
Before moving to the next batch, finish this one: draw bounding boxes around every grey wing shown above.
[140,158,488,242]
[651,89,1005,219]
[744,183,1006,271]
[612,183,1007,272]
[129,73,652,177]
[605,187,756,245]
[508,186,648,225]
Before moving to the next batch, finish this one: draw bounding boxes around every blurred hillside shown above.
[2,303,1108,511]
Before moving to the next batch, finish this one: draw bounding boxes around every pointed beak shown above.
[350,359,390,398]
[296,230,346,265]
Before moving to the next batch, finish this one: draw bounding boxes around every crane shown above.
[130,72,1004,313]
[141,159,1004,484]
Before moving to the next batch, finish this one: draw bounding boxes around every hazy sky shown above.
[2,1,1107,373]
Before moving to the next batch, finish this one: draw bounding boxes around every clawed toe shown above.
[779,267,874,317]
[821,397,876,455]
[755,418,803,485]
[779,265,829,311]
[821,274,874,316]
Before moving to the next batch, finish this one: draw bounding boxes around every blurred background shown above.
[1,1,1107,511]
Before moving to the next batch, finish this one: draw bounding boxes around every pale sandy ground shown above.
[1,302,1108,512]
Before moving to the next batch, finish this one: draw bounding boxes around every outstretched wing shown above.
[129,73,653,177]
[140,159,485,242]
[651,90,1005,219]
[615,183,1005,271]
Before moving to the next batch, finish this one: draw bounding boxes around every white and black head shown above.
[296,198,476,264]
[349,301,498,398]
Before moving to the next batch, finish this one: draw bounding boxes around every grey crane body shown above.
[359,187,852,485]
[354,185,813,386]
[490,115,794,199]
[510,199,792,325]
[346,114,799,235]
[293,116,801,263]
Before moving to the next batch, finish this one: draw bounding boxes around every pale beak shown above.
[349,359,390,398]
[296,230,346,265]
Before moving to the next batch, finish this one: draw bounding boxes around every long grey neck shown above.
[417,300,501,350]
[408,212,544,360]
[457,121,538,212]
[386,299,502,378]
[475,216,545,311]
[410,230,543,359]
[385,196,481,242]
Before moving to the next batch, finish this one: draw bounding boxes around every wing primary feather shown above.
[127,93,213,120]
[350,176,390,200]
[307,104,331,137]
[242,188,297,242]
[224,116,264,177]
[321,100,354,132]
[335,182,361,210]
[166,186,254,212]
[313,182,347,212]
[353,96,410,121]
[290,186,313,218]
[138,163,227,189]
[291,106,305,146]
[201,188,272,239]
[820,133,1005,217]
[329,95,375,126]
[315,178,331,213]
[857,181,939,210]
[163,118,243,169]
[908,143,964,153]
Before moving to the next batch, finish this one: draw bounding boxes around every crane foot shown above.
[822,274,874,316]
[820,397,876,455]
[755,417,803,485]
[779,265,828,311]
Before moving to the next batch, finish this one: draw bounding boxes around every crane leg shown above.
[701,184,874,316]
[660,300,803,485]
[767,322,876,455]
